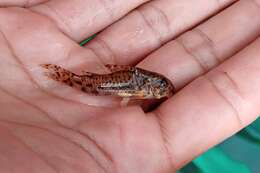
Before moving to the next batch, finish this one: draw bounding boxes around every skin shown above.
[0,0,260,172]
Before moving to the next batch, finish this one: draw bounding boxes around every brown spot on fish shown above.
[41,64,174,99]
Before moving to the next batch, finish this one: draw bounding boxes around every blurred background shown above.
[179,118,260,173]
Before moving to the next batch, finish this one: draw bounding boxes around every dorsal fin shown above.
[105,64,135,73]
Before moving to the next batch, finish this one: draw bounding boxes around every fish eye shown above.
[160,80,167,87]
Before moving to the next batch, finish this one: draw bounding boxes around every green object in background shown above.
[193,148,250,173]
[178,147,251,173]
[80,34,96,46]
[80,37,260,173]
[179,118,260,173]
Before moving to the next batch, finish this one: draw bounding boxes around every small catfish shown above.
[41,64,174,100]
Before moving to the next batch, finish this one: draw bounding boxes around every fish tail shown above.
[40,64,80,86]
[40,64,96,93]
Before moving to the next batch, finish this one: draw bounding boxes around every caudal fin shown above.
[40,64,79,86]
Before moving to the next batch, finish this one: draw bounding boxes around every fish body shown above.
[41,64,174,99]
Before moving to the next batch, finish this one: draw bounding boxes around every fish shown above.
[40,64,174,99]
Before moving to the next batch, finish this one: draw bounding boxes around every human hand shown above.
[0,0,260,172]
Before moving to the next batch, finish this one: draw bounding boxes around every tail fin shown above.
[40,64,98,94]
[40,64,82,87]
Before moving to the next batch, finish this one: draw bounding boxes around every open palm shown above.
[1,0,260,172]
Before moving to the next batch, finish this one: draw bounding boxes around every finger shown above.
[84,0,236,65]
[31,0,150,41]
[0,0,48,7]
[139,0,260,89]
[152,35,260,169]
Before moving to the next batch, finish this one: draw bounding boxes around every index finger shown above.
[84,0,236,65]
[31,0,150,41]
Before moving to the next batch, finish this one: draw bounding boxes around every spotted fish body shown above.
[41,64,174,99]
